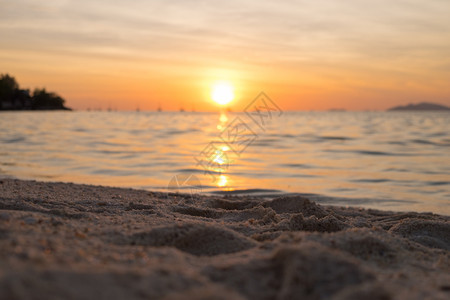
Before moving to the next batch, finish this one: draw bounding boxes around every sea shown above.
[1,111,449,215]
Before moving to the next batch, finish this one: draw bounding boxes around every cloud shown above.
[2,0,449,64]
[1,0,449,109]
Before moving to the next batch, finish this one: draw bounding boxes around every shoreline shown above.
[2,175,447,216]
[0,178,449,299]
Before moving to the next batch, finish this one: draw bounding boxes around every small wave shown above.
[355,150,391,156]
[130,162,179,168]
[129,129,145,135]
[351,179,391,183]
[354,150,414,156]
[319,136,353,141]
[410,139,435,145]
[92,141,127,147]
[2,136,26,143]
[421,170,449,175]
[118,154,137,159]
[251,138,280,147]
[278,163,313,169]
[286,173,318,178]
[387,141,406,145]
[427,132,448,137]
[328,188,356,192]
[90,169,134,176]
[210,188,283,195]
[96,150,128,154]
[68,166,91,172]
[73,128,87,132]
[426,181,450,186]
[172,168,221,175]
[0,162,16,166]
[383,168,409,172]
[324,149,411,156]
[164,129,198,135]
[267,133,294,138]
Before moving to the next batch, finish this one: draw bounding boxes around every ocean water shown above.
[0,111,449,215]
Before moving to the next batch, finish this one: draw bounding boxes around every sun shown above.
[211,81,234,105]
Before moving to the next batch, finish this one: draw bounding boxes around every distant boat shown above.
[157,103,162,112]
[179,107,185,112]
[328,108,346,112]
[388,102,450,111]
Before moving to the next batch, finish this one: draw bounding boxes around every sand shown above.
[0,179,449,299]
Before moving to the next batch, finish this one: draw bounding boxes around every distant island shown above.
[0,73,71,111]
[388,102,450,111]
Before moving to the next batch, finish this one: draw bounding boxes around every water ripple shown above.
[0,111,449,215]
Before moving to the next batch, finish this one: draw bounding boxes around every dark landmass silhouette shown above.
[388,102,450,111]
[0,73,71,111]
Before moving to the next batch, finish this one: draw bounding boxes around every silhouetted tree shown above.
[14,89,32,109]
[0,74,19,109]
[0,73,70,110]
[32,88,66,110]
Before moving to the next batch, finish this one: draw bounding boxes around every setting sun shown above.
[211,81,234,106]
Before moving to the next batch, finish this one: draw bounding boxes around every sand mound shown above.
[389,219,450,250]
[263,196,328,217]
[127,223,257,256]
[207,198,260,210]
[0,179,449,299]
[204,242,374,300]
[280,213,348,232]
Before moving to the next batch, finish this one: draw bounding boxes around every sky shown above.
[1,0,450,111]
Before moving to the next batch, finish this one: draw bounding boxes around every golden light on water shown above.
[217,175,228,187]
[217,112,229,130]
[212,150,226,165]
[211,147,230,166]
[211,81,234,106]
[219,113,228,123]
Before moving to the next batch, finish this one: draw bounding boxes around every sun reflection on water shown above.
[219,113,228,123]
[211,112,234,189]
[217,175,228,187]
[217,112,229,130]
[212,149,226,165]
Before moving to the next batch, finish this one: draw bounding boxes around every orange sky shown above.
[1,0,449,111]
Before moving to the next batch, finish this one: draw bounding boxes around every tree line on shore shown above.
[0,74,71,110]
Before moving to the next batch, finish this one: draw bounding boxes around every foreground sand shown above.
[0,179,449,299]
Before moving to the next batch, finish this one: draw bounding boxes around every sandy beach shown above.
[0,178,448,299]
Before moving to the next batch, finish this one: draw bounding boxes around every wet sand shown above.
[0,178,449,299]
